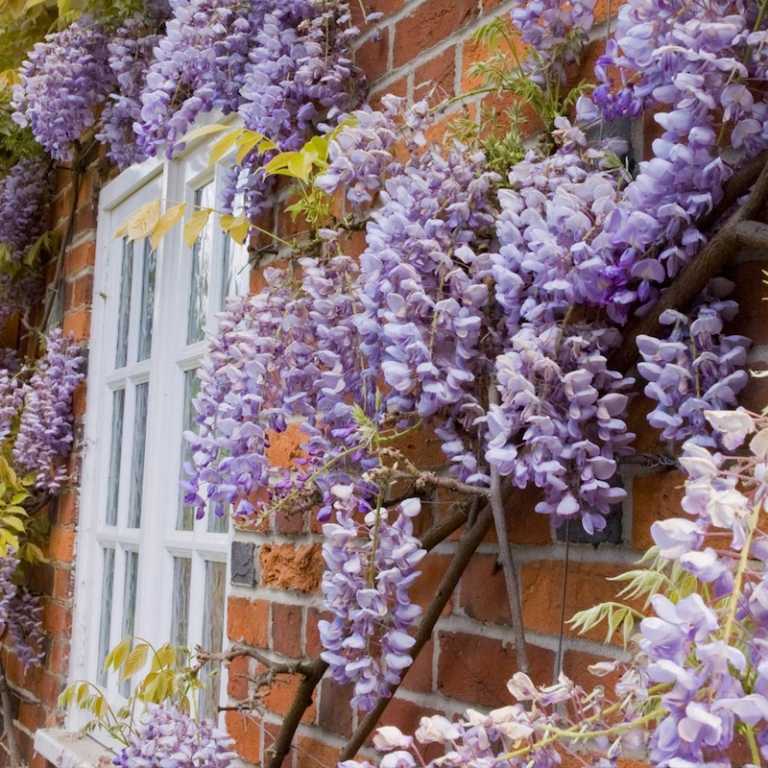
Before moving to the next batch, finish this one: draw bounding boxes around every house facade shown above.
[0,1,765,767]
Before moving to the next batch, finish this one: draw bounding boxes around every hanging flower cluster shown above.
[344,407,768,767]
[637,280,750,446]
[13,329,85,492]
[0,554,45,670]
[320,489,424,711]
[113,705,236,768]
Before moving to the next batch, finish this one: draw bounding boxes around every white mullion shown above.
[187,551,206,652]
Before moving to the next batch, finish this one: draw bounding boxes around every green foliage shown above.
[60,638,203,744]
[0,89,44,173]
[0,450,46,563]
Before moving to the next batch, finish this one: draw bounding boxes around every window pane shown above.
[170,557,192,647]
[187,185,213,344]
[208,505,229,533]
[119,551,139,696]
[106,389,125,526]
[219,234,249,308]
[137,240,157,362]
[97,547,115,686]
[128,382,149,528]
[177,370,200,531]
[115,239,134,369]
[200,561,226,720]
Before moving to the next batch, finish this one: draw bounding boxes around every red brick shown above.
[356,28,390,83]
[318,678,354,736]
[43,601,71,634]
[460,553,515,624]
[227,655,250,701]
[521,561,628,644]
[72,382,87,420]
[562,649,621,693]
[49,639,70,676]
[260,543,323,593]
[62,308,91,341]
[401,637,433,694]
[394,0,478,69]
[47,525,76,563]
[64,240,96,275]
[437,631,553,707]
[350,0,404,27]
[632,470,685,550]
[18,701,43,731]
[305,607,331,657]
[411,553,453,616]
[272,603,303,658]
[227,596,270,648]
[728,260,768,343]
[461,16,523,93]
[414,47,456,102]
[369,77,407,110]
[67,273,93,309]
[264,673,316,723]
[226,711,262,764]
[376,698,442,760]
[52,567,73,601]
[295,735,340,768]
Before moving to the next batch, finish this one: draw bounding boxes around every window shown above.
[69,128,250,731]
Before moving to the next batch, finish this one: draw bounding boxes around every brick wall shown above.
[0,148,104,768]
[0,1,762,766]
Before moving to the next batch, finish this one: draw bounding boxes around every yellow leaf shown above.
[220,214,250,245]
[183,208,213,247]
[121,643,149,680]
[22,542,45,564]
[302,134,330,166]
[209,129,242,166]
[92,695,108,719]
[115,199,161,241]
[154,644,176,670]
[106,637,131,671]
[3,516,25,533]
[75,681,89,706]
[150,203,186,249]
[264,151,312,181]
[179,122,230,146]
[235,130,267,165]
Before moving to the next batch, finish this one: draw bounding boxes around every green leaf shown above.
[183,208,212,247]
[150,203,185,249]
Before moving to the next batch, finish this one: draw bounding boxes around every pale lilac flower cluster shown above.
[486,326,634,534]
[97,17,164,168]
[183,256,365,521]
[222,1,364,217]
[0,367,24,442]
[579,0,768,320]
[637,280,750,446]
[12,19,114,161]
[347,409,768,767]
[13,330,85,492]
[0,554,45,670]
[319,488,424,711]
[113,705,236,768]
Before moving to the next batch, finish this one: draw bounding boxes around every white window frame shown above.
[68,119,249,734]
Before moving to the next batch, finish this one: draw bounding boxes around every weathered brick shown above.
[356,28,390,83]
[414,47,456,101]
[401,637,433,694]
[62,308,92,341]
[64,240,96,275]
[438,631,553,707]
[260,543,323,593]
[227,596,270,648]
[460,553,514,624]
[225,712,262,764]
[318,678,354,736]
[305,607,331,657]
[43,601,71,635]
[272,603,303,658]
[227,655,250,701]
[411,553,453,616]
[47,525,76,563]
[521,561,627,643]
[562,649,621,693]
[394,0,478,68]
[264,672,316,722]
[632,470,685,550]
[295,735,340,768]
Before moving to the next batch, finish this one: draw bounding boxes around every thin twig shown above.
[390,469,491,498]
[487,383,529,675]
[338,502,494,761]
[196,644,316,677]
[0,661,20,768]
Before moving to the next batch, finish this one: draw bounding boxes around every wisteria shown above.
[0,554,45,670]
[113,705,236,768]
[12,19,114,161]
[345,407,768,768]
[0,157,49,259]
[637,280,750,446]
[320,489,424,711]
[13,329,85,492]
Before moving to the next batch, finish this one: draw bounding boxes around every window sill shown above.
[34,729,114,768]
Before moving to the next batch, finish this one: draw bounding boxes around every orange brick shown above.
[272,603,303,658]
[461,17,524,93]
[632,470,685,550]
[295,735,340,768]
[62,308,91,341]
[227,655,250,701]
[64,240,96,275]
[225,711,262,764]
[52,567,73,600]
[356,28,390,83]
[411,553,453,617]
[227,596,270,648]
[43,601,71,635]
[47,525,76,563]
[264,672,316,723]
[369,77,408,110]
[394,0,478,69]
[72,382,87,420]
[260,543,323,593]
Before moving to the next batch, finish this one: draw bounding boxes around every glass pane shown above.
[208,503,229,533]
[128,382,149,528]
[200,561,226,720]
[220,233,249,308]
[187,185,213,344]
[120,551,139,696]
[97,547,115,686]
[115,239,134,369]
[170,557,192,647]
[137,240,157,362]
[106,389,125,526]
[177,370,200,531]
